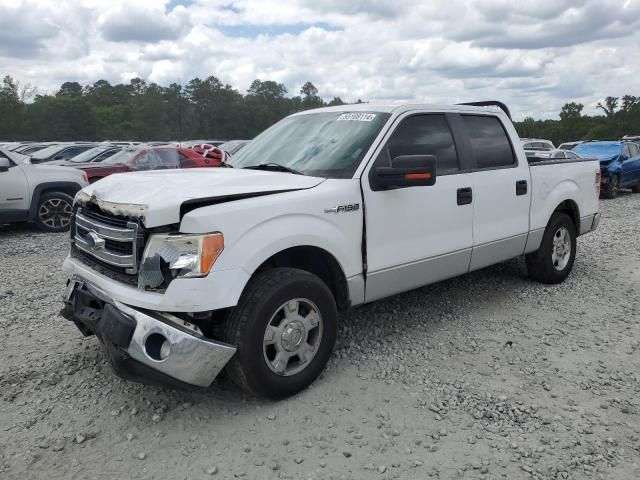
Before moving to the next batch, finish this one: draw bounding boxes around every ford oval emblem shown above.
[86,231,105,250]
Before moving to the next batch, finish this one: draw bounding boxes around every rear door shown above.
[362,112,474,302]
[454,114,532,271]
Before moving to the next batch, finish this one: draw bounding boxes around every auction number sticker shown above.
[336,113,377,122]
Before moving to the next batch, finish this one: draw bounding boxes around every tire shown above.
[526,212,577,284]
[222,268,338,399]
[603,174,619,199]
[631,184,640,194]
[33,191,74,232]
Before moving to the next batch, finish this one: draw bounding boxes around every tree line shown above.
[0,75,350,142]
[515,96,640,146]
[0,74,638,144]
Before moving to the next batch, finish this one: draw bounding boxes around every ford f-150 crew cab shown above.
[61,102,601,399]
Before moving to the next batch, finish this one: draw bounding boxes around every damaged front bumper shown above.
[60,279,236,389]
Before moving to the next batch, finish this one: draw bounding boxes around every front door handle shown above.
[516,180,528,196]
[457,187,472,205]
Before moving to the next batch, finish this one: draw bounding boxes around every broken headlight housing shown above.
[138,233,224,290]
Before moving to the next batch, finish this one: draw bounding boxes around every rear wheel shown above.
[526,212,577,284]
[222,268,337,399]
[631,184,640,193]
[34,191,74,232]
[603,174,619,199]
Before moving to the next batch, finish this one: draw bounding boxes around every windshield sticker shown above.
[336,113,377,122]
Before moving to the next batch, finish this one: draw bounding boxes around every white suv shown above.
[0,149,88,232]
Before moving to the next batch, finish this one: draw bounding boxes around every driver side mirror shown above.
[371,154,437,191]
[0,158,10,172]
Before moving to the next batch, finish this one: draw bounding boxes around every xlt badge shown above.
[324,203,360,214]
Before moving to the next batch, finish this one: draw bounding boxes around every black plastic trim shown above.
[457,101,511,119]
[179,189,304,218]
[516,180,528,196]
[0,209,29,223]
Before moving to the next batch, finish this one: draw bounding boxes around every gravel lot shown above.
[1,193,639,480]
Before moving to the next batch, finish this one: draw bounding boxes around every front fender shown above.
[216,213,357,277]
[603,162,621,176]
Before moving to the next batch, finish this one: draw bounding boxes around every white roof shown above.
[293,103,507,117]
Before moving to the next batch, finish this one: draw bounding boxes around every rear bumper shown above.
[60,279,236,389]
[579,213,601,236]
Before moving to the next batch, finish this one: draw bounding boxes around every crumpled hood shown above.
[79,168,325,227]
[599,155,618,166]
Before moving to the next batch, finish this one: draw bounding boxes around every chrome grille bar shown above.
[74,208,140,274]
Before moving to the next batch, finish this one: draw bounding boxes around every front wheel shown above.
[603,174,619,199]
[631,184,640,193]
[34,191,74,232]
[222,268,337,399]
[526,212,577,284]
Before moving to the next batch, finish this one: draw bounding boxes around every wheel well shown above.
[29,182,81,219]
[553,200,580,232]
[253,246,350,311]
[39,186,79,198]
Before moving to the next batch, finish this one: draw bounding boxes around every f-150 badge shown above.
[324,203,360,214]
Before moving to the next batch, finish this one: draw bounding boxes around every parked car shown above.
[30,143,97,164]
[75,145,221,183]
[47,145,122,166]
[558,141,583,150]
[572,141,640,198]
[61,102,601,399]
[11,143,52,155]
[551,149,581,160]
[182,139,226,148]
[522,138,556,158]
[0,148,88,231]
[218,140,250,155]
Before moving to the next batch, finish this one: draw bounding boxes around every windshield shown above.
[218,140,247,155]
[229,112,391,178]
[31,144,66,159]
[101,148,140,164]
[573,143,621,160]
[69,146,115,163]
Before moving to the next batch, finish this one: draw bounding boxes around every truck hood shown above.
[599,155,618,166]
[79,168,326,227]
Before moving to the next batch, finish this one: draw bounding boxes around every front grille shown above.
[72,206,145,280]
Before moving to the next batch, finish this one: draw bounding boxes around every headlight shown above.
[74,189,91,205]
[138,233,224,290]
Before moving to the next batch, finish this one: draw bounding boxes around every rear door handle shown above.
[457,187,472,205]
[516,180,528,196]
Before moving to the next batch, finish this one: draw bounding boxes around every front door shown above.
[362,113,474,302]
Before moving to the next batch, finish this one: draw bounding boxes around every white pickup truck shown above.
[61,102,601,399]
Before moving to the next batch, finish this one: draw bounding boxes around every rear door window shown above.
[461,115,516,169]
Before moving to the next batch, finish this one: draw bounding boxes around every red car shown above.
[76,146,222,183]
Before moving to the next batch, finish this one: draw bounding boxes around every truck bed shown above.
[528,156,599,233]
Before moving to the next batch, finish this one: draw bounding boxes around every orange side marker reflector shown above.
[404,172,432,180]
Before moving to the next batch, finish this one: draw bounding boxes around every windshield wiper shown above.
[243,163,304,175]
[219,159,234,168]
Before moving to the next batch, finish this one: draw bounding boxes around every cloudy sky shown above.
[0,0,638,119]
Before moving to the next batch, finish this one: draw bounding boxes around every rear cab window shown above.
[461,115,516,169]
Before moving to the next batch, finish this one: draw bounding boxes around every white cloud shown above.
[0,0,638,118]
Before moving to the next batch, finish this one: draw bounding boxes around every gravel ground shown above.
[1,193,639,480]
